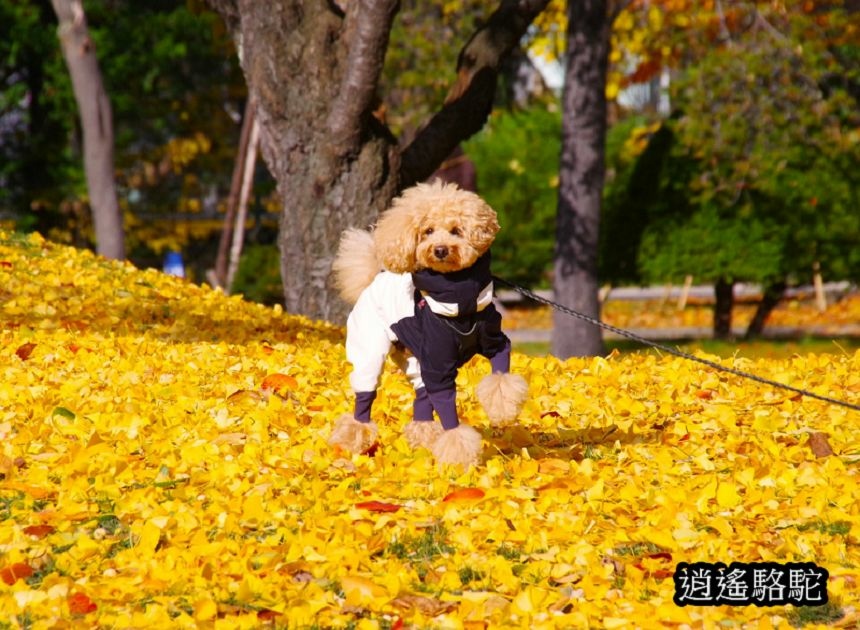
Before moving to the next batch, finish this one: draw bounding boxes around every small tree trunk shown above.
[744,280,785,339]
[213,97,256,289]
[677,274,693,310]
[51,0,124,260]
[812,261,827,312]
[713,278,734,339]
[226,118,260,292]
[551,0,611,358]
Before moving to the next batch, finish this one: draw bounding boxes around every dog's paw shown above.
[476,372,528,426]
[431,424,483,470]
[404,420,444,450]
[328,413,379,454]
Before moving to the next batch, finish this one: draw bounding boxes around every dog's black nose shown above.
[434,246,449,260]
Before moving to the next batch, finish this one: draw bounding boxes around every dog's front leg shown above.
[477,339,528,426]
[423,387,483,469]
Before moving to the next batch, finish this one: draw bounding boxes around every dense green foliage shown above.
[464,106,561,287]
[1,0,74,230]
[466,107,659,288]
[599,114,661,284]
[635,7,860,288]
[230,243,283,306]
[1,0,246,261]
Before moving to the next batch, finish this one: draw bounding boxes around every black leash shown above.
[493,276,860,413]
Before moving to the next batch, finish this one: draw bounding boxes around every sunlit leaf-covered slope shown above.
[1,232,858,629]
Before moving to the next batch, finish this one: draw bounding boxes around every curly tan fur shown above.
[332,228,379,304]
[374,181,499,274]
[327,413,378,454]
[332,180,500,300]
[430,424,483,470]
[476,373,528,426]
[403,420,445,450]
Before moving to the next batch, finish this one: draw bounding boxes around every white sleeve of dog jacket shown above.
[477,281,494,311]
[390,349,425,391]
[346,271,416,393]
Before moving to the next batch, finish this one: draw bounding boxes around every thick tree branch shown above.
[398,0,549,189]
[327,0,399,156]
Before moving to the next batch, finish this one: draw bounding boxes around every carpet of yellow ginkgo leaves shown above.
[1,231,859,630]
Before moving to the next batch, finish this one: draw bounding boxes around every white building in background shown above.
[529,50,672,116]
[618,66,672,115]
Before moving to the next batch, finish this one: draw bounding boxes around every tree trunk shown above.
[51,0,124,260]
[551,0,613,358]
[207,0,550,322]
[234,0,401,321]
[713,277,734,339]
[744,279,785,339]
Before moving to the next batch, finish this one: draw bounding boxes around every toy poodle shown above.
[328,181,528,469]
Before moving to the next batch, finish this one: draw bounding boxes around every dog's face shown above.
[373,182,500,274]
[416,209,485,273]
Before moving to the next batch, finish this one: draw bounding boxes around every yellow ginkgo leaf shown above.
[716,482,742,509]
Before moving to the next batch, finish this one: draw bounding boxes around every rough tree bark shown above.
[552,0,628,358]
[51,0,125,260]
[205,0,549,322]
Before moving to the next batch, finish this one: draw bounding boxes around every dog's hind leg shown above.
[431,424,483,469]
[404,387,444,449]
[328,289,390,454]
[328,413,379,454]
[477,340,528,426]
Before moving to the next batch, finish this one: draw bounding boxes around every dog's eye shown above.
[424,227,434,236]
[450,227,462,237]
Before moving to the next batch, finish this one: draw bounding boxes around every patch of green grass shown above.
[97,514,122,534]
[614,542,666,557]
[786,600,844,627]
[583,444,604,460]
[513,336,860,360]
[24,557,65,588]
[0,493,25,521]
[795,520,851,536]
[386,523,453,563]
[496,543,522,561]
[639,587,657,601]
[458,566,485,585]
[106,532,136,558]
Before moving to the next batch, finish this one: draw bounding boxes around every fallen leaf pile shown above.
[1,231,859,628]
[503,294,860,333]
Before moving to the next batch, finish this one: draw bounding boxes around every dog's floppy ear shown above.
[465,197,500,255]
[373,198,420,273]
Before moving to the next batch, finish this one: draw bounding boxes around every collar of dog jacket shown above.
[413,251,493,318]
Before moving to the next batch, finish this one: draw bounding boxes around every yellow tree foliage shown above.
[1,232,858,627]
[531,0,858,102]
